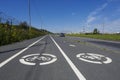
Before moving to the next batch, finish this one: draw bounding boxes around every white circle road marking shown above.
[19,53,57,66]
[76,53,112,64]
[50,35,86,80]
[0,36,46,68]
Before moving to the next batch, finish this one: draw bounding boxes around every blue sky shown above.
[0,0,120,33]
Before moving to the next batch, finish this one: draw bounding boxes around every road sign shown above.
[76,53,112,64]
[19,53,57,66]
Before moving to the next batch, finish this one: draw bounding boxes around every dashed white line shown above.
[69,44,76,47]
[50,35,86,80]
[0,36,46,68]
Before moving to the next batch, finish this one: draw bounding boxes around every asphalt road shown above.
[0,35,120,80]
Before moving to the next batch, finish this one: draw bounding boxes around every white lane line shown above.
[69,44,76,47]
[0,36,46,68]
[50,35,86,80]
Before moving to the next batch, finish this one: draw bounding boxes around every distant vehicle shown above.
[59,33,65,37]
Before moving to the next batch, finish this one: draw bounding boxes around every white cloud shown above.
[86,3,109,24]
[82,0,120,33]
[87,16,96,23]
[99,20,120,33]
[72,12,76,16]
[106,19,120,32]
[87,19,120,33]
[117,8,120,12]
[106,0,113,2]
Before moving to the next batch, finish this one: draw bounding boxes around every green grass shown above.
[67,33,120,41]
[0,23,51,46]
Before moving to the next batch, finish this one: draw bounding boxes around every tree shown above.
[19,21,28,30]
[5,20,10,26]
[0,17,1,24]
[93,28,100,34]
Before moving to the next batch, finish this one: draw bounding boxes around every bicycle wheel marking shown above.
[19,53,57,66]
[76,53,112,64]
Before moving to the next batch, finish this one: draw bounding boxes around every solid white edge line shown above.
[0,36,46,68]
[50,35,86,80]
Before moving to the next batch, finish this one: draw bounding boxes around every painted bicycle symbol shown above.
[76,53,112,64]
[19,53,57,66]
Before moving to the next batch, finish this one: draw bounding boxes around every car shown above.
[59,33,65,37]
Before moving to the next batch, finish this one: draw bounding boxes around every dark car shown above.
[59,33,65,37]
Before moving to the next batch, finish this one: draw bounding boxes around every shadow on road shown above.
[0,43,47,54]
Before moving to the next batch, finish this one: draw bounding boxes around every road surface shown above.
[0,35,120,80]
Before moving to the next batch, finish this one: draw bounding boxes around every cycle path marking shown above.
[50,35,86,80]
[0,36,46,68]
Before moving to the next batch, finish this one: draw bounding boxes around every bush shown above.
[0,23,50,46]
[93,28,100,34]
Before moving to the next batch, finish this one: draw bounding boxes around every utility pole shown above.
[0,12,2,23]
[28,0,31,32]
[39,17,43,33]
[83,26,85,33]
[0,18,1,23]
[102,22,105,34]
[102,18,105,34]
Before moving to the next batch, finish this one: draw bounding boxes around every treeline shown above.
[0,21,51,46]
[67,28,120,41]
[67,33,120,41]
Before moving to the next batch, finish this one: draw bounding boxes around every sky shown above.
[0,0,120,33]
